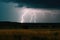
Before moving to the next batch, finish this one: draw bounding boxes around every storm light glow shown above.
[19,7,56,23]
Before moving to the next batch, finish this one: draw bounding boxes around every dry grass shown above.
[0,29,59,35]
[0,29,60,40]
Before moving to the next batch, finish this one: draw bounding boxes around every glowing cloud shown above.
[20,7,57,23]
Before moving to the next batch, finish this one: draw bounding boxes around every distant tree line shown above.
[0,21,60,29]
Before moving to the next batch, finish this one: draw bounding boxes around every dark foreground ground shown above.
[0,29,60,40]
[0,21,60,40]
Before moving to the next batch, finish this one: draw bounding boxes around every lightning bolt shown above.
[20,11,27,23]
[20,7,55,23]
[20,7,37,23]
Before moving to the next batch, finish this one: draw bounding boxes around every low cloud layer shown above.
[0,0,60,9]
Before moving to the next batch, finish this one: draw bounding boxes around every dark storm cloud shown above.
[0,0,60,9]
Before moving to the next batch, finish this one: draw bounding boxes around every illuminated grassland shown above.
[0,29,60,40]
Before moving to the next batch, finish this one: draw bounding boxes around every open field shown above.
[0,21,60,40]
[0,29,60,40]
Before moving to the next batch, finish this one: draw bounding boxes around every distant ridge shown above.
[0,21,60,29]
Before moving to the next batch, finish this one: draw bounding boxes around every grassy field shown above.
[0,29,60,40]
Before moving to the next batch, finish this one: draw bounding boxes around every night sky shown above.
[0,0,60,23]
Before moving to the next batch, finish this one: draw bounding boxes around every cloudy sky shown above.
[0,0,60,23]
